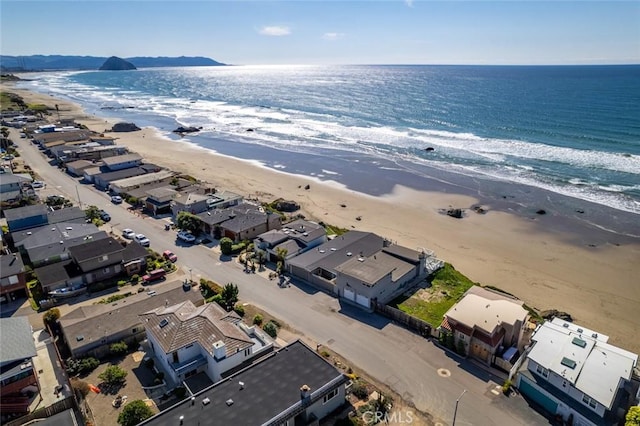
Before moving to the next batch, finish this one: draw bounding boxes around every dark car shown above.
[99,210,111,222]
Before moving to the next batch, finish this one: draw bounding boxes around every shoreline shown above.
[4,84,640,353]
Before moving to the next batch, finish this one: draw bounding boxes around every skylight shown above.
[572,337,587,348]
[561,357,577,369]
[159,318,169,328]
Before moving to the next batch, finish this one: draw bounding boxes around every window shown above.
[244,348,251,356]
[582,395,597,410]
[323,388,338,404]
[535,364,549,378]
[102,267,110,274]
[132,327,139,334]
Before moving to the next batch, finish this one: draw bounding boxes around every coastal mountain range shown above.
[0,55,225,71]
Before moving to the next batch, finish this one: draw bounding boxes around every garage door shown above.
[343,288,355,301]
[356,294,370,308]
[519,377,558,415]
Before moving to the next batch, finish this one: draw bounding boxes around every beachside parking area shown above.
[82,351,158,426]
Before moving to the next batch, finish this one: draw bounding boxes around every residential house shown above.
[4,204,49,232]
[286,231,386,294]
[101,153,143,171]
[0,317,38,417]
[140,340,349,426]
[0,174,31,203]
[335,243,428,310]
[0,253,27,303]
[202,190,243,210]
[60,284,203,359]
[196,203,281,243]
[171,192,211,217]
[32,130,91,148]
[14,222,107,267]
[109,170,175,195]
[144,187,179,216]
[92,165,156,190]
[439,286,530,365]
[139,300,273,385]
[516,318,638,426]
[254,219,327,262]
[65,159,97,177]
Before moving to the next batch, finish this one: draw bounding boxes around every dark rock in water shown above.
[340,204,347,208]
[472,205,487,214]
[111,122,141,132]
[99,56,136,71]
[575,209,585,214]
[425,147,435,152]
[173,126,200,133]
[304,184,310,190]
[273,199,300,212]
[536,209,547,215]
[446,208,464,219]
[246,128,254,132]
[355,216,362,221]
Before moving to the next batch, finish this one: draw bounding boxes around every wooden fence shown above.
[5,396,76,426]
[373,301,436,338]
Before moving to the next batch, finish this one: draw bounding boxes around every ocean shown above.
[18,65,640,239]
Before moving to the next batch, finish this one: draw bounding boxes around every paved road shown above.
[8,130,549,426]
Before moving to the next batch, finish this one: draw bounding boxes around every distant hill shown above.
[99,57,137,71]
[0,55,225,71]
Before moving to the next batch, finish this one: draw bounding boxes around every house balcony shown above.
[171,354,208,377]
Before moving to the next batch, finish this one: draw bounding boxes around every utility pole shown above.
[452,389,467,426]
[75,185,82,209]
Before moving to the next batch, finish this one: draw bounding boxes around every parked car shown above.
[3,154,15,161]
[111,195,123,204]
[134,234,150,247]
[99,210,111,222]
[177,230,196,243]
[162,250,178,262]
[122,228,136,239]
[142,269,166,284]
[31,181,45,189]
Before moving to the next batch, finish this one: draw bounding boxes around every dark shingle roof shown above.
[3,204,48,222]
[0,317,36,363]
[140,340,348,426]
[47,207,86,224]
[67,237,124,263]
[0,253,25,278]
[34,260,81,287]
[122,241,149,263]
[140,301,252,357]
[287,231,385,273]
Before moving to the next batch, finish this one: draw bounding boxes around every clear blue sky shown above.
[1,1,638,65]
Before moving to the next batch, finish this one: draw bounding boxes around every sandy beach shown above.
[5,85,640,353]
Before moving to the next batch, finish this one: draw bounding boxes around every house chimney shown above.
[212,340,226,360]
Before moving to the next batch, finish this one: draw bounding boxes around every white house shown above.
[516,318,638,426]
[140,300,273,385]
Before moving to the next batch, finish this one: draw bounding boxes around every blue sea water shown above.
[19,65,640,229]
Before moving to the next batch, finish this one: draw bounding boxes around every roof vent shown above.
[159,318,169,328]
[577,328,583,333]
[76,335,84,342]
[562,323,569,328]
[561,357,577,369]
[66,227,73,230]
[303,232,308,236]
[591,333,598,338]
[202,397,211,405]
[239,381,244,390]
[572,337,587,348]
[225,398,234,406]
[357,257,365,262]
[346,252,353,256]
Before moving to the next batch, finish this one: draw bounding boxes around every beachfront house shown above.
[139,300,273,385]
[334,244,428,310]
[139,340,348,426]
[253,219,327,262]
[0,253,27,304]
[92,164,162,190]
[59,284,203,359]
[196,202,281,242]
[109,170,175,195]
[144,187,179,216]
[171,192,211,217]
[0,317,39,417]
[286,231,386,294]
[516,318,638,426]
[32,129,91,149]
[100,153,143,171]
[439,286,530,366]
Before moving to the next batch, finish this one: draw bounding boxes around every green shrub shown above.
[117,280,128,287]
[233,304,245,317]
[321,350,331,358]
[98,365,127,384]
[66,357,100,376]
[43,308,60,329]
[131,274,139,283]
[253,314,263,326]
[263,321,278,338]
[350,381,369,400]
[110,341,128,355]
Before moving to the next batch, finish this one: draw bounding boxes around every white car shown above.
[134,234,150,247]
[122,229,136,239]
[177,231,196,243]
[111,195,123,204]
[31,181,45,189]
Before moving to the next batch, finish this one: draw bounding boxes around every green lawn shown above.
[391,263,476,326]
